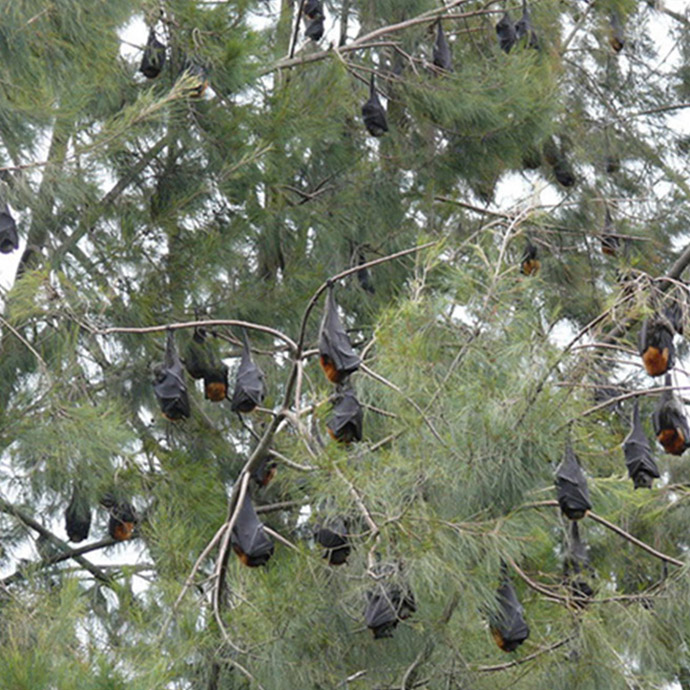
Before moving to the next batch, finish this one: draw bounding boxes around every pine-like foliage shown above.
[2,1,690,688]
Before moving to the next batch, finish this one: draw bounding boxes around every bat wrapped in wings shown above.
[490,571,529,652]
[652,375,690,456]
[555,444,592,520]
[623,399,660,488]
[231,330,266,413]
[0,204,19,254]
[319,287,361,384]
[327,388,363,443]
[315,516,351,566]
[231,493,274,567]
[153,330,190,421]
[365,577,416,639]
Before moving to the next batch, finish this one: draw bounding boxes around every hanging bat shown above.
[496,12,517,54]
[185,327,210,380]
[563,522,594,606]
[140,28,166,79]
[515,0,539,49]
[327,388,363,443]
[0,204,19,254]
[305,16,324,41]
[365,581,416,639]
[542,138,575,187]
[319,286,361,383]
[609,11,625,53]
[65,485,91,543]
[355,252,375,294]
[433,21,452,71]
[153,330,190,421]
[638,313,675,377]
[623,399,660,488]
[520,239,540,276]
[362,74,388,137]
[231,493,274,567]
[652,374,690,456]
[231,329,265,413]
[251,456,277,488]
[107,500,137,542]
[303,0,323,19]
[600,205,620,256]
[490,572,529,652]
[184,327,229,401]
[315,516,351,566]
[555,444,592,520]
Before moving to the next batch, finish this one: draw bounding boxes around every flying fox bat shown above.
[623,399,660,488]
[361,75,388,137]
[231,329,266,413]
[153,330,190,421]
[653,374,690,456]
[140,28,166,79]
[231,493,274,567]
[319,286,360,384]
[555,444,592,520]
[327,388,363,443]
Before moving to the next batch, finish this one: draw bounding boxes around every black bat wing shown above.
[327,390,363,441]
[624,400,660,485]
[65,487,91,543]
[492,578,529,646]
[365,585,401,637]
[319,289,361,375]
[0,207,19,254]
[231,494,274,564]
[231,347,265,411]
[555,445,592,515]
[140,29,166,78]
[433,23,452,70]
[496,12,517,53]
[305,16,324,40]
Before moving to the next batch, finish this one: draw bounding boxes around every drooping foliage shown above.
[2,1,690,689]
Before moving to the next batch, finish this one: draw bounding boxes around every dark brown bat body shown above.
[623,399,660,488]
[515,0,539,49]
[362,75,388,137]
[65,486,91,543]
[107,500,137,542]
[251,457,277,488]
[609,11,625,53]
[231,493,274,567]
[490,573,529,652]
[231,330,265,413]
[154,330,190,421]
[496,12,517,53]
[520,239,540,276]
[365,580,416,639]
[319,287,360,384]
[327,389,363,443]
[303,0,323,19]
[0,205,19,254]
[555,444,592,520]
[638,314,675,377]
[315,517,351,566]
[433,22,452,71]
[601,206,620,256]
[305,16,324,41]
[653,376,690,456]
[140,28,166,79]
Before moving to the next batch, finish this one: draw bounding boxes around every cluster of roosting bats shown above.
[14,0,676,649]
[0,1,630,257]
[61,264,690,647]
